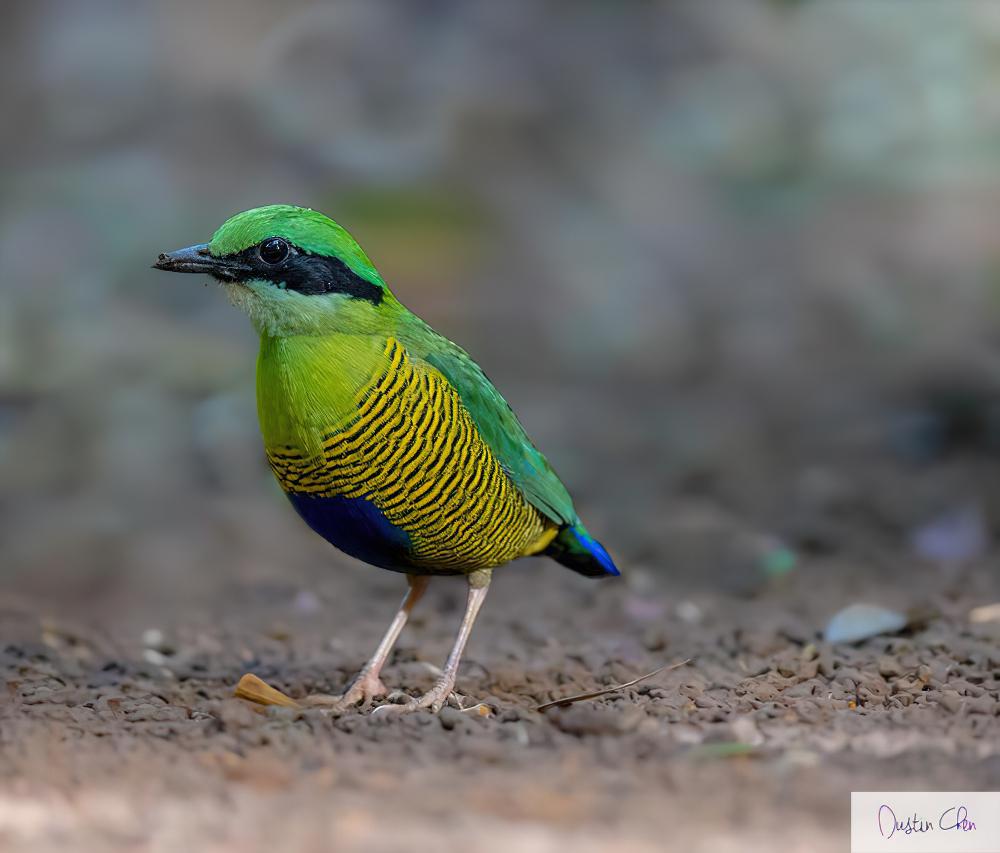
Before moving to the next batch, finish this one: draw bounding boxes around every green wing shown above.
[405,325,578,527]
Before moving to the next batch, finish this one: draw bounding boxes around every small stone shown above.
[836,667,863,686]
[892,676,923,695]
[642,626,668,653]
[794,700,822,723]
[937,690,963,713]
[776,661,797,678]
[969,602,1000,623]
[743,680,780,702]
[877,656,903,678]
[824,604,907,644]
[797,659,819,680]
[143,649,168,666]
[783,681,817,699]
[544,703,637,737]
[438,707,463,731]
[965,695,996,716]
[816,651,837,678]
[729,715,764,747]
[676,601,703,625]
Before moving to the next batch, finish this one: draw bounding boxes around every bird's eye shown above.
[259,237,289,265]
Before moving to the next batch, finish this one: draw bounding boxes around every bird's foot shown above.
[233,670,389,713]
[370,677,457,716]
[300,670,388,712]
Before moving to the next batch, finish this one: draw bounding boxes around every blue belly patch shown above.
[286,492,414,572]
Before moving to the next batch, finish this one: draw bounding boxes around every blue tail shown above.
[544,524,620,578]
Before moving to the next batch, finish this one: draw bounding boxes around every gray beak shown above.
[152,243,218,274]
[153,243,252,282]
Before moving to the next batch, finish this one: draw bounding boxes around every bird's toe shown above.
[369,700,418,717]
[368,685,457,716]
[299,693,351,710]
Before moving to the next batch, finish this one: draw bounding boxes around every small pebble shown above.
[937,690,963,713]
[797,659,820,680]
[776,661,797,678]
[438,707,463,731]
[965,695,996,716]
[824,604,908,644]
[877,656,903,678]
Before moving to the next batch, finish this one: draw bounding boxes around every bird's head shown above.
[154,205,393,336]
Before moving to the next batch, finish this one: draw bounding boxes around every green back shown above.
[401,321,579,528]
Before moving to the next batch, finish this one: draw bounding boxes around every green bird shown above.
[154,205,618,713]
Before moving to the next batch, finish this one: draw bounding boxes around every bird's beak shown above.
[153,243,248,281]
[153,243,216,274]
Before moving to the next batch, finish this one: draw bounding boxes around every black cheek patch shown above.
[221,244,384,305]
[278,253,384,304]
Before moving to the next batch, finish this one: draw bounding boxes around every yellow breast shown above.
[267,338,556,571]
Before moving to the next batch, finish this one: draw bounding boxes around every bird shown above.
[154,204,618,714]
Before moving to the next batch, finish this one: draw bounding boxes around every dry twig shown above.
[536,658,692,712]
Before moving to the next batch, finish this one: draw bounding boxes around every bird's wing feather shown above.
[406,327,578,527]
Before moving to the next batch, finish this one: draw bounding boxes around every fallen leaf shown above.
[234,673,300,708]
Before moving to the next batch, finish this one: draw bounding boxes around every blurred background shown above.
[3,0,1000,612]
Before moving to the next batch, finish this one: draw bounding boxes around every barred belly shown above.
[267,339,556,572]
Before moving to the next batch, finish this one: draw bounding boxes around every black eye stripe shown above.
[217,241,383,304]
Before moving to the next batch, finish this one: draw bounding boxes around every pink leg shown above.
[373,568,491,715]
[303,574,430,711]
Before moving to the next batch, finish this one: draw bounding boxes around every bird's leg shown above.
[373,568,491,715]
[236,575,430,710]
[302,574,430,710]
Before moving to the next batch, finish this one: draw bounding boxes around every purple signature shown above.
[878,804,977,838]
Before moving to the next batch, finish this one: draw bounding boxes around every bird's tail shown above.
[544,524,620,578]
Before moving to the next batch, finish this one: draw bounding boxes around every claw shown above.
[369,702,410,717]
[299,693,352,711]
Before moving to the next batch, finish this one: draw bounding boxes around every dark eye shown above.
[259,237,289,265]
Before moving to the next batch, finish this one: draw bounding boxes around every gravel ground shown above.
[3,530,1000,852]
[4,4,1000,851]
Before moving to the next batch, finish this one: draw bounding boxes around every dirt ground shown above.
[5,3,1000,851]
[3,511,1000,853]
